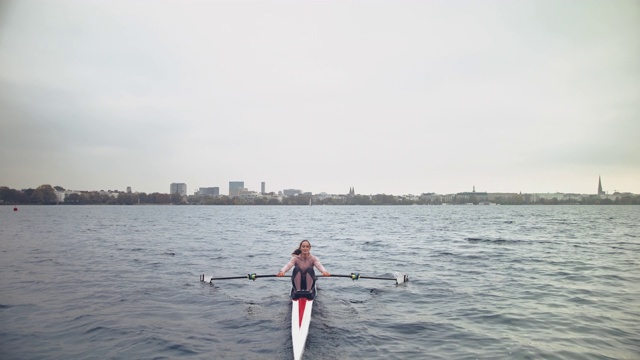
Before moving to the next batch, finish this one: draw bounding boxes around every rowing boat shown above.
[200,272,407,359]
[290,282,316,360]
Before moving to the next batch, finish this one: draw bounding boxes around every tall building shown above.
[598,176,604,195]
[170,183,187,196]
[261,182,266,195]
[229,181,244,196]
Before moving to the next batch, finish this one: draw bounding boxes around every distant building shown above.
[598,176,605,195]
[283,189,302,196]
[529,193,563,203]
[170,183,187,196]
[456,186,488,203]
[261,182,266,195]
[420,193,444,204]
[229,181,244,196]
[198,187,219,196]
[487,193,519,202]
[55,190,67,203]
[126,187,132,193]
[239,189,259,199]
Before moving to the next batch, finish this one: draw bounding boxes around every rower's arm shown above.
[280,257,296,274]
[313,257,328,274]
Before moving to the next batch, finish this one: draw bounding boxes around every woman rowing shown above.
[277,240,330,291]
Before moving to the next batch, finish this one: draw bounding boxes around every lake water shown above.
[1,205,639,359]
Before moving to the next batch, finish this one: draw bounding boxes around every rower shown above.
[277,239,331,280]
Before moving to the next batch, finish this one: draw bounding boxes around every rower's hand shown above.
[322,272,331,277]
[277,271,285,277]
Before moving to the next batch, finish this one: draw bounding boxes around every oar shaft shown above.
[330,273,395,281]
[254,274,291,279]
[200,274,290,282]
[209,275,251,280]
[327,273,409,284]
[359,276,397,280]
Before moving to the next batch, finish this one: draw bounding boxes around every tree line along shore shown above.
[2,185,639,206]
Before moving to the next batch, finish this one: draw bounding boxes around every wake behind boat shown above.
[200,272,408,359]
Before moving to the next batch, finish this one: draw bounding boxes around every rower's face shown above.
[300,242,311,254]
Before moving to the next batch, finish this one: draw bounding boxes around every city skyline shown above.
[3,175,633,197]
[1,1,639,196]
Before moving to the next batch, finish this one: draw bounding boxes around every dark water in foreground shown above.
[1,205,639,359]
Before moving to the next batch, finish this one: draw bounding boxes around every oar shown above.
[200,273,290,284]
[328,272,409,285]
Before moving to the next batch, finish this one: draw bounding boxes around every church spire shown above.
[598,176,604,195]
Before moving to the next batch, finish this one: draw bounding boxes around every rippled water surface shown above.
[1,205,639,359]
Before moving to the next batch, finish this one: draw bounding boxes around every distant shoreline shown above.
[4,203,640,207]
[2,185,639,206]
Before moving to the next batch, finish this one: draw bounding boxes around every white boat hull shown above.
[291,297,313,360]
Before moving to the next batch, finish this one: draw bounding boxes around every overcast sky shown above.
[1,0,639,196]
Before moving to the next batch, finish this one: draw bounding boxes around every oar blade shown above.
[394,272,409,285]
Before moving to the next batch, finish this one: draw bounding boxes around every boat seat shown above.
[291,289,315,300]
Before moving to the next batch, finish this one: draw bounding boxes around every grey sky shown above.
[1,0,639,195]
